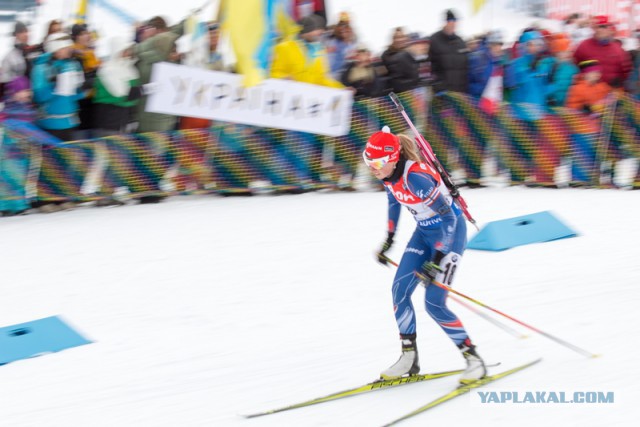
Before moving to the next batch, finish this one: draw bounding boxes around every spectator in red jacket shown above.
[573,15,632,89]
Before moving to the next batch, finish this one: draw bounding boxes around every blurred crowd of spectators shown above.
[0,15,225,211]
[316,9,639,112]
[1,9,640,216]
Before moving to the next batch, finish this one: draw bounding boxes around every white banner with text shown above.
[146,62,353,136]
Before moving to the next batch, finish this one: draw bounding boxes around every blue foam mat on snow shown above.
[468,211,577,251]
[0,316,92,365]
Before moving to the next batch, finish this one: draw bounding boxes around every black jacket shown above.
[428,30,469,93]
[340,62,391,98]
[384,50,420,93]
[93,87,142,132]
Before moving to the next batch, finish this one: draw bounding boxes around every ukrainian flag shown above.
[184,13,210,68]
[220,0,298,86]
[75,0,89,24]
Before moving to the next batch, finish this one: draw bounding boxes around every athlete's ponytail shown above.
[398,134,424,163]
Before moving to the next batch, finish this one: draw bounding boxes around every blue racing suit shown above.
[382,158,468,345]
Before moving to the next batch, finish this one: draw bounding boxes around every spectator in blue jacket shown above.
[326,17,357,80]
[0,76,63,215]
[546,34,578,107]
[0,76,36,216]
[468,31,506,99]
[468,35,491,99]
[509,30,554,106]
[477,31,509,114]
[31,32,87,141]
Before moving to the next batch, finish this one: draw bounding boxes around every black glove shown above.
[376,232,395,265]
[420,251,445,282]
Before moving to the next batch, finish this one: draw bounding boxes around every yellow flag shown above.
[221,0,267,86]
[75,0,88,24]
[472,0,487,15]
[274,2,300,41]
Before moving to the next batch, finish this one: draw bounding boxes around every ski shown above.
[242,368,464,418]
[381,358,543,426]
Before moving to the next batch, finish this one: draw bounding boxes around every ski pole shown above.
[381,257,527,339]
[381,255,599,358]
[448,294,528,339]
[388,92,478,230]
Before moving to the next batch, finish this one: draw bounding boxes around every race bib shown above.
[437,252,462,286]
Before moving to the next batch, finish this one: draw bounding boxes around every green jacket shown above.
[134,21,185,133]
[93,76,140,108]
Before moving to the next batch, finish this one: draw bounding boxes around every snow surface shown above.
[1,187,639,426]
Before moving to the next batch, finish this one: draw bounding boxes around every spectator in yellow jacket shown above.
[270,14,343,88]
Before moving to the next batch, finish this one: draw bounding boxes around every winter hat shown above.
[355,43,370,53]
[407,32,429,45]
[487,30,503,45]
[549,33,571,53]
[13,21,28,36]
[45,32,73,53]
[445,9,457,22]
[71,23,88,41]
[5,76,31,98]
[299,14,325,35]
[520,30,542,45]
[579,60,602,74]
[364,126,401,163]
[593,15,611,27]
[338,11,350,23]
[539,29,552,39]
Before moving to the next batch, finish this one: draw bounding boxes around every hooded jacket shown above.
[509,32,554,106]
[31,52,85,130]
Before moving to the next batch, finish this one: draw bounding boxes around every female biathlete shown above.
[363,126,485,384]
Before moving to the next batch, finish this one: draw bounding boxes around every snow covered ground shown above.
[0,187,639,426]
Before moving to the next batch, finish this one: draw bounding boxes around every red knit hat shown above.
[364,126,400,163]
[593,15,611,27]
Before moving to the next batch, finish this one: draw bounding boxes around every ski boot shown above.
[380,334,420,380]
[458,338,487,385]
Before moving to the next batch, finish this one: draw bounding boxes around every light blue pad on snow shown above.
[0,316,92,365]
[468,211,577,251]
